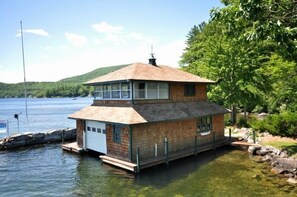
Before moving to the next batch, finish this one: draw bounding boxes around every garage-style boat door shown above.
[85,121,106,154]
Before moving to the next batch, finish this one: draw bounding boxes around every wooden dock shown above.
[230,141,258,147]
[63,138,260,173]
[100,139,228,173]
[62,142,83,154]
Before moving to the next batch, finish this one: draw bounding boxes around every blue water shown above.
[0,98,296,196]
[0,97,92,138]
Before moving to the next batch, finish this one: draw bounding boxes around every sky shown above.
[0,0,223,83]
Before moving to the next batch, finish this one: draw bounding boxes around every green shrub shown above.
[236,117,249,128]
[251,112,297,137]
[224,119,233,126]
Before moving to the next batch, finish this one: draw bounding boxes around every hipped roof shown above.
[68,101,228,125]
[85,63,214,85]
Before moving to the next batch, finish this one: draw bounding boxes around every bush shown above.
[236,117,249,128]
[251,112,297,137]
[224,119,233,126]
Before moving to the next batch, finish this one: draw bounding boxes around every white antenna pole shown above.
[20,20,29,132]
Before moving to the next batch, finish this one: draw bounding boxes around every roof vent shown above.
[148,45,157,66]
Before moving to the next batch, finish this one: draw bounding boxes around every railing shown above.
[135,132,225,173]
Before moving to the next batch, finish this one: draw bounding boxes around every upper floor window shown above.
[134,82,169,100]
[184,84,196,96]
[94,82,131,100]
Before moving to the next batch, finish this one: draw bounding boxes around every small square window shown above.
[113,125,121,144]
[184,84,196,96]
[87,126,91,131]
[197,116,212,133]
[97,128,101,133]
[92,127,96,132]
[102,129,106,134]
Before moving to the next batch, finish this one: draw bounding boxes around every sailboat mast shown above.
[20,20,29,132]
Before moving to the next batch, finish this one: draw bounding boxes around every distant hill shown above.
[0,64,128,98]
[59,64,128,84]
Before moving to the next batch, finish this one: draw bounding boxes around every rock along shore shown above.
[248,145,297,184]
[0,128,76,151]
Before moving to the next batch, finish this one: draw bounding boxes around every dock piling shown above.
[194,136,198,158]
[136,147,140,173]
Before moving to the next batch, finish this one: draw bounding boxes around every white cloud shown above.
[91,22,123,33]
[128,32,144,40]
[16,29,49,37]
[59,45,69,50]
[65,32,87,47]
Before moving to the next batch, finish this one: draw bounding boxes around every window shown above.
[113,125,121,144]
[92,127,96,132]
[197,117,212,133]
[121,82,131,99]
[111,83,120,98]
[87,126,91,131]
[135,82,146,99]
[97,128,101,133]
[94,86,103,99]
[134,82,169,99]
[147,82,158,99]
[159,83,169,99]
[103,84,111,98]
[94,82,131,100]
[184,84,196,96]
[102,129,106,134]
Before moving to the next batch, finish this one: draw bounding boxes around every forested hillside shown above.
[0,64,127,98]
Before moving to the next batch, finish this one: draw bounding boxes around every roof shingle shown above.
[68,101,228,125]
[85,63,214,85]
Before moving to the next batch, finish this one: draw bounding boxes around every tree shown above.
[181,19,271,124]
[212,0,297,62]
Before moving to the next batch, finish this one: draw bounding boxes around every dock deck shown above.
[62,142,83,154]
[63,138,259,173]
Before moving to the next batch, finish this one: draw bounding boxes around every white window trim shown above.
[94,82,132,100]
[133,82,169,100]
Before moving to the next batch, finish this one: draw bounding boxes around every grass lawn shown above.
[262,141,297,157]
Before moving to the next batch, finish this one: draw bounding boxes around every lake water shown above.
[0,97,93,138]
[0,98,296,196]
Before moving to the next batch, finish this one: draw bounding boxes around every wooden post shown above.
[212,131,216,151]
[164,138,169,166]
[62,129,64,144]
[194,135,198,158]
[229,128,232,141]
[136,147,140,173]
[253,130,256,143]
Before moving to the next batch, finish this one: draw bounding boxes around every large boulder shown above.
[26,133,46,145]
[9,133,32,141]
[275,158,297,172]
[5,140,27,149]
[44,129,62,142]
[248,146,261,155]
[62,128,76,140]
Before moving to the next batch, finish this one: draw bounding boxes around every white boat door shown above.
[85,121,106,154]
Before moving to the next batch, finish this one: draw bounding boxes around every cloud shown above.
[91,22,123,33]
[59,45,69,50]
[16,29,49,37]
[65,32,87,47]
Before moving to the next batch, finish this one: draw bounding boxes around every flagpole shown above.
[20,20,29,132]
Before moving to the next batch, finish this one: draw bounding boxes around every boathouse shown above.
[68,56,228,172]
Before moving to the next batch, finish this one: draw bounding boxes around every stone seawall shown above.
[0,128,76,151]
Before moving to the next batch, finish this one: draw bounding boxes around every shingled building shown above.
[69,58,228,172]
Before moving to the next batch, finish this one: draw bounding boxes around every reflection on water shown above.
[0,145,296,196]
[72,147,297,197]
